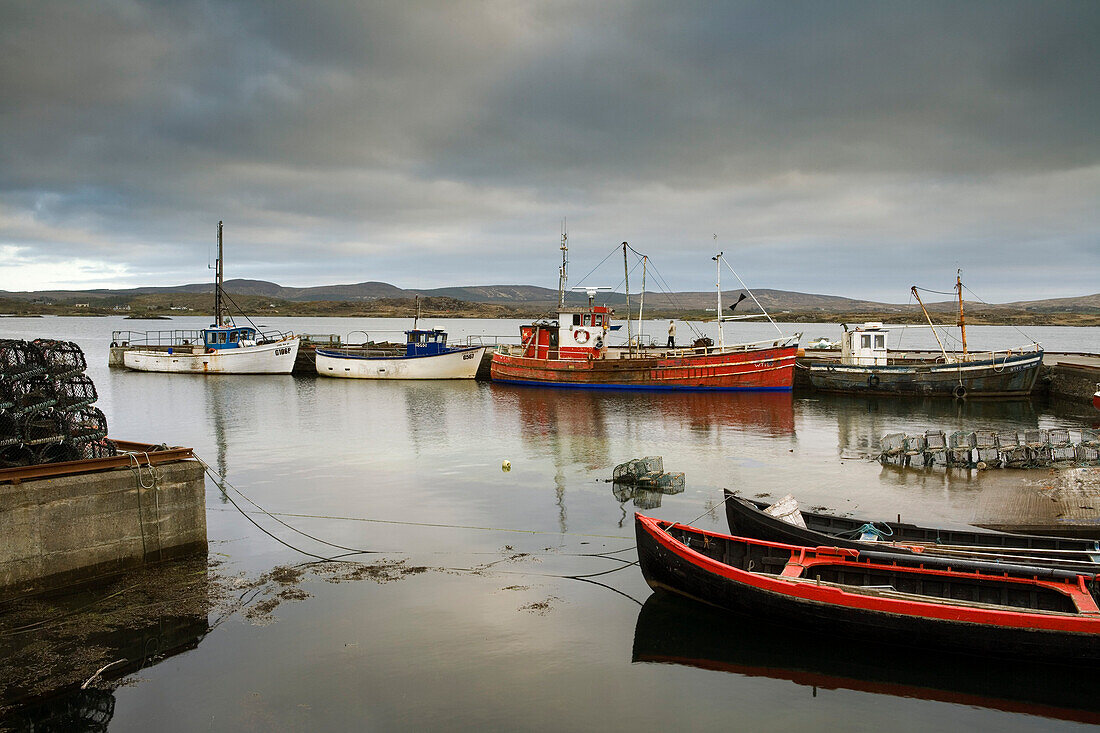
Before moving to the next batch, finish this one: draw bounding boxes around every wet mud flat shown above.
[974,466,1100,535]
[0,541,573,731]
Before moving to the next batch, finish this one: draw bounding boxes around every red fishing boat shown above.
[635,513,1100,659]
[491,242,800,391]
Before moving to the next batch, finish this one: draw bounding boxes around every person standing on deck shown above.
[667,320,676,349]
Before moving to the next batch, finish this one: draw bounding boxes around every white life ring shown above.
[575,329,590,344]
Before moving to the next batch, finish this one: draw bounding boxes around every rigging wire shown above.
[962,283,1038,344]
[721,258,783,334]
[571,243,624,291]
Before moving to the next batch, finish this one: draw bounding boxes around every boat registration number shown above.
[274,347,292,356]
[463,351,476,360]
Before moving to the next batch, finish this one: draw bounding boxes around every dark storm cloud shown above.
[0,0,1097,299]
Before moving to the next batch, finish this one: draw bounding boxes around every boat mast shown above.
[713,250,724,349]
[413,294,420,330]
[215,221,224,327]
[911,286,950,362]
[622,242,633,353]
[557,220,568,310]
[637,255,647,348]
[956,269,968,360]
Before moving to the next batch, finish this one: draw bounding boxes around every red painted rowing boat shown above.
[635,513,1100,659]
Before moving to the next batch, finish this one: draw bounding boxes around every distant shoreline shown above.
[3,305,1099,326]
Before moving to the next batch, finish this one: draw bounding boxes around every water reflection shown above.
[0,558,210,730]
[502,387,796,450]
[809,393,1040,456]
[611,483,686,526]
[632,592,1100,725]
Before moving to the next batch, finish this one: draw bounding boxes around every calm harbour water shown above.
[4,316,1100,731]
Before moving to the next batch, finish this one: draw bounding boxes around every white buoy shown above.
[501,460,511,472]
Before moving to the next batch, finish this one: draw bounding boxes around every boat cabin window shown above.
[874,334,885,349]
[229,331,239,343]
[573,314,581,326]
[594,315,604,327]
[861,335,871,349]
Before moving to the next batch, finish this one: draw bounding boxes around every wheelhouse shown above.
[840,322,888,366]
[405,329,449,357]
[204,325,258,350]
[517,304,613,360]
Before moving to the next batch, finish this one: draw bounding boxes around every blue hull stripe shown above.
[316,346,481,362]
[491,378,792,393]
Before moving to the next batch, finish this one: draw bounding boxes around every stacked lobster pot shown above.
[0,339,116,468]
[998,432,1030,469]
[924,430,949,467]
[1049,428,1075,462]
[1022,429,1054,467]
[879,433,908,466]
[948,431,975,467]
[972,430,1001,469]
[611,456,685,492]
[879,427,1100,470]
[1078,430,1100,463]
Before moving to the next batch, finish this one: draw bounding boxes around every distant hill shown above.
[2,280,1097,316]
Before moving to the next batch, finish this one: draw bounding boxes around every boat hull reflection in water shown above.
[632,592,1100,726]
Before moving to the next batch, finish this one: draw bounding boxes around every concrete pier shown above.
[0,454,206,598]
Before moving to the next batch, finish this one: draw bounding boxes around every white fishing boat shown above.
[123,325,299,374]
[315,328,485,379]
[120,222,300,375]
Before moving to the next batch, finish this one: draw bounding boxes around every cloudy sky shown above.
[1,1,1097,301]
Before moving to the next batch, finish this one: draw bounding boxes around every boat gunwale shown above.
[315,345,485,362]
[637,513,1100,631]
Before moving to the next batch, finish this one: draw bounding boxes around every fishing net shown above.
[33,339,87,378]
[53,374,98,411]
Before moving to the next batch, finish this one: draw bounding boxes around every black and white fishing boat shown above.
[806,273,1042,398]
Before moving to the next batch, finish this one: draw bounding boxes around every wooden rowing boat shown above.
[635,513,1100,658]
[722,490,1100,569]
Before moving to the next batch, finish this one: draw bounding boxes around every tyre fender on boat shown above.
[953,384,967,400]
[594,335,604,349]
[868,374,880,388]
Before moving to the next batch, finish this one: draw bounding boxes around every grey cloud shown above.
[0,0,1097,299]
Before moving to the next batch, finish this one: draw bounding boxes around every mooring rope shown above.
[196,455,638,571]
